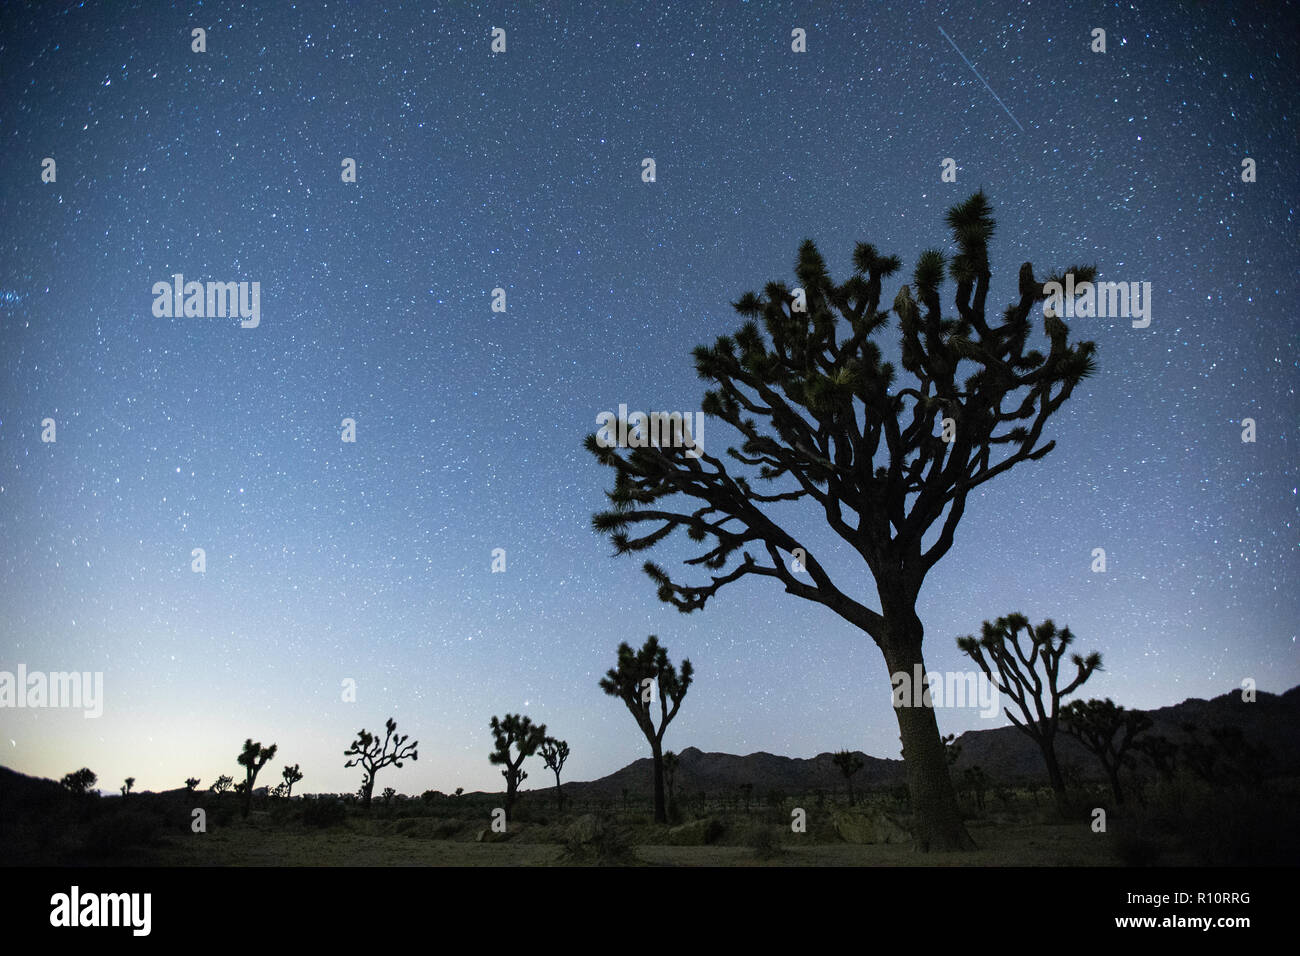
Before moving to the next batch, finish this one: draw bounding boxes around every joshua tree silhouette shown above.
[281,763,304,798]
[539,736,570,813]
[185,777,201,791]
[1060,698,1150,805]
[832,750,865,805]
[587,193,1098,849]
[344,718,418,810]
[957,613,1101,809]
[488,713,547,819]
[599,635,693,824]
[236,738,277,818]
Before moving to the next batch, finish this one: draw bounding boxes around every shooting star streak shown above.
[937,25,1025,133]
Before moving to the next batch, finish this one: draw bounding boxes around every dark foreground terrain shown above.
[4,766,1297,866]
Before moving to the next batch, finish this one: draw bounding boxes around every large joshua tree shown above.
[344,718,418,810]
[586,192,1098,850]
[488,713,547,819]
[956,613,1101,809]
[599,635,693,824]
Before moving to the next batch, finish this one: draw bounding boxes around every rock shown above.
[833,807,911,845]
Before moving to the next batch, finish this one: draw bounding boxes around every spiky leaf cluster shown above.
[586,192,1098,640]
[956,612,1102,742]
[598,635,693,745]
[488,713,547,789]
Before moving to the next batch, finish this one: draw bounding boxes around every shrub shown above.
[563,822,637,865]
[746,823,786,860]
[302,796,348,829]
[81,808,160,858]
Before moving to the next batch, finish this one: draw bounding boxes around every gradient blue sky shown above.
[1,0,1296,797]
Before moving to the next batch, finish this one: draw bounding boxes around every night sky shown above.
[1,1,1296,798]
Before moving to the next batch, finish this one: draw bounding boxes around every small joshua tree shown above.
[539,736,570,813]
[956,613,1100,810]
[236,738,278,818]
[1060,698,1150,805]
[455,787,464,798]
[61,767,97,796]
[281,763,303,798]
[211,774,233,797]
[1177,722,1269,786]
[344,718,419,810]
[832,750,865,805]
[599,635,693,824]
[382,786,396,807]
[120,777,135,799]
[185,777,201,791]
[488,713,547,818]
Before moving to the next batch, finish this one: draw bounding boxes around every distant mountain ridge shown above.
[557,685,1300,800]
[2,686,1294,802]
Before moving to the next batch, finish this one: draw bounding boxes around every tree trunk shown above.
[553,772,564,813]
[1106,764,1124,805]
[506,773,517,816]
[1040,738,1072,814]
[884,629,976,851]
[650,738,667,824]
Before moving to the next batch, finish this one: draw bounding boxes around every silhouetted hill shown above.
[0,764,66,803]
[559,746,905,802]
[3,686,1294,805]
[558,685,1300,799]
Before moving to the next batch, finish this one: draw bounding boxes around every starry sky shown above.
[0,0,1296,798]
